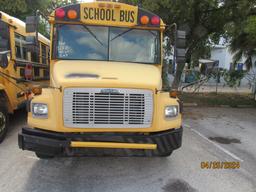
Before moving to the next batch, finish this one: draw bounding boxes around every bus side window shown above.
[31,49,39,63]
[15,33,28,60]
[43,69,49,78]
[47,46,50,65]
[0,20,10,52]
[41,44,47,64]
[34,67,40,77]
[20,68,25,78]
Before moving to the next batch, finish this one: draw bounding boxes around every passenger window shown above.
[41,44,47,64]
[20,68,25,78]
[43,69,49,78]
[34,67,40,77]
[15,34,28,60]
[31,50,39,63]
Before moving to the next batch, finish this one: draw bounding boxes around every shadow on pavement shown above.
[23,157,171,192]
[6,108,27,139]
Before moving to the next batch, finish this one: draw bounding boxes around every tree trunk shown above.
[171,41,196,89]
[171,50,193,90]
[171,62,185,89]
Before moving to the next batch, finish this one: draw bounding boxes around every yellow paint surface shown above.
[27,2,182,135]
[80,2,138,27]
[71,141,157,150]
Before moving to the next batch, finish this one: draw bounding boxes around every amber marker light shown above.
[31,86,42,96]
[140,15,149,25]
[169,90,178,98]
[67,9,77,19]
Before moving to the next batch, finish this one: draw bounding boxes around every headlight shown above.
[165,105,179,118]
[32,103,48,118]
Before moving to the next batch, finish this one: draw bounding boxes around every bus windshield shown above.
[55,24,160,64]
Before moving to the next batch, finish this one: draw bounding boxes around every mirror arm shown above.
[165,23,178,68]
[0,50,10,55]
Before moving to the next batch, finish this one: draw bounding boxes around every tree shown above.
[228,16,256,69]
[0,0,78,36]
[0,0,50,20]
[122,0,256,89]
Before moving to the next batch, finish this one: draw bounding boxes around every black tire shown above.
[35,152,54,159]
[159,151,173,157]
[0,106,8,143]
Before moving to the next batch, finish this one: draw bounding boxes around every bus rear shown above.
[18,1,183,158]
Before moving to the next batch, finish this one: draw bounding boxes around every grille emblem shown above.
[100,89,120,94]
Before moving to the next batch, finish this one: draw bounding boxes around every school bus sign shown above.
[81,2,138,26]
[53,2,162,28]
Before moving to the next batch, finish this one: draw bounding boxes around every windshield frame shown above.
[52,24,161,65]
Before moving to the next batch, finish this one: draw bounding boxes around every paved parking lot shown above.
[0,107,256,192]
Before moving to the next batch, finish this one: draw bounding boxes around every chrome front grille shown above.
[63,88,153,128]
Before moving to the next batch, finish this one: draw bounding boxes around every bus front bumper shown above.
[18,127,183,157]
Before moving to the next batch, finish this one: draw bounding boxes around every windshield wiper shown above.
[110,28,134,41]
[82,25,105,47]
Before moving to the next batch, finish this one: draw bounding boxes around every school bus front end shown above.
[18,2,183,157]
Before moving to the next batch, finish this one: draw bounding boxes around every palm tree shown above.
[229,16,256,70]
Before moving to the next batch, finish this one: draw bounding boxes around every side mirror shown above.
[176,30,186,48]
[176,48,186,63]
[175,30,187,64]
[26,16,38,33]
[0,51,9,69]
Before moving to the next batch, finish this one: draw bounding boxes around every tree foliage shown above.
[228,15,256,69]
[0,0,78,36]
[0,0,49,20]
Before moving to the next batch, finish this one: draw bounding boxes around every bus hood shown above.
[52,61,162,90]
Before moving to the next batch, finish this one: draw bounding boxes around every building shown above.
[210,44,256,71]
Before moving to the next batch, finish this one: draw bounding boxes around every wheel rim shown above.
[0,112,6,133]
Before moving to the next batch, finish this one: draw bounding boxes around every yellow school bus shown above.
[18,1,183,158]
[0,11,50,143]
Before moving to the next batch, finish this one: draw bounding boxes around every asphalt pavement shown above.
[0,107,255,192]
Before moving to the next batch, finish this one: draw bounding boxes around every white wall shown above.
[211,47,228,69]
[209,46,256,87]
[210,46,247,70]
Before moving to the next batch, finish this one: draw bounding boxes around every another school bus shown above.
[18,1,183,158]
[0,11,50,143]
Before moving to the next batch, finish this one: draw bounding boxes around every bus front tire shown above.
[0,106,8,143]
[159,151,173,157]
